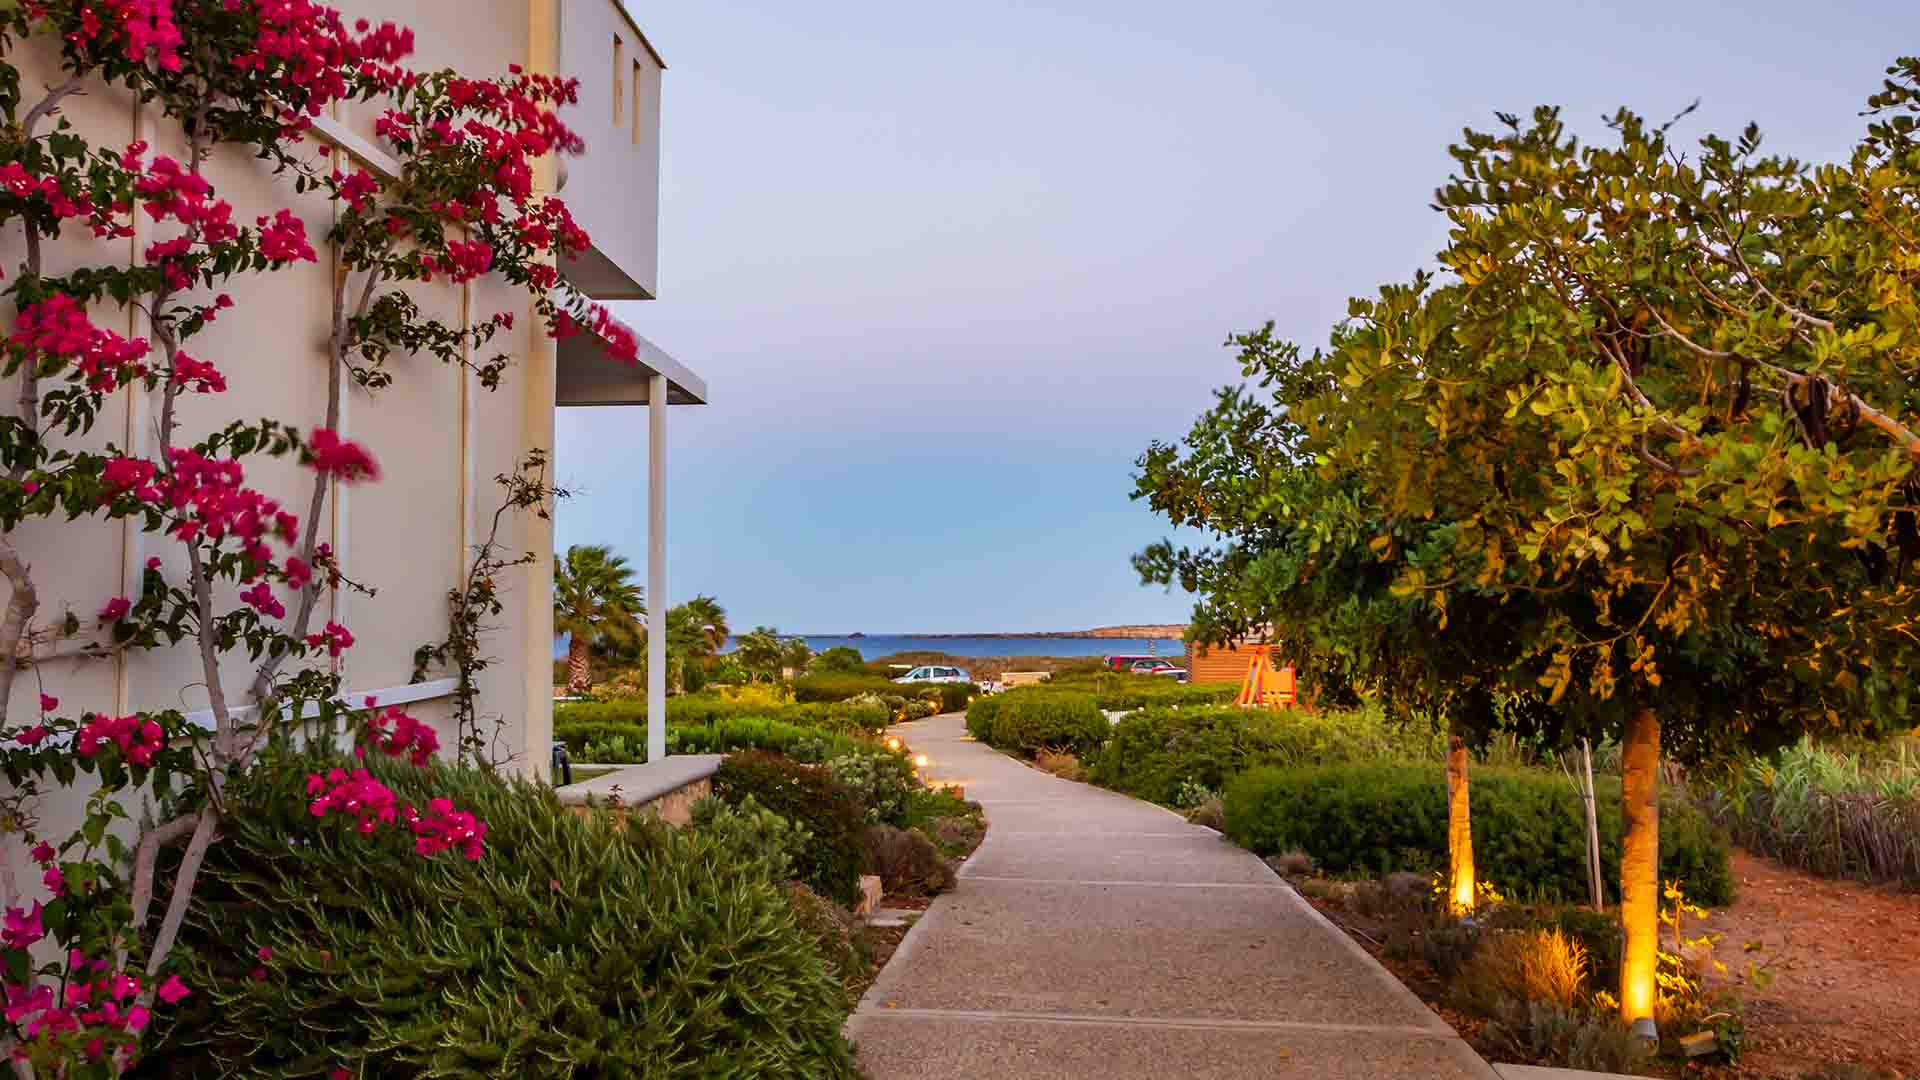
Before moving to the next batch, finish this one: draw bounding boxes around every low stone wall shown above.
[554,754,723,827]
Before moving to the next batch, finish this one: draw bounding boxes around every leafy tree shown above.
[1135,328,1550,914]
[733,627,785,684]
[780,637,816,677]
[812,646,868,674]
[553,545,645,693]
[1274,61,1920,1025]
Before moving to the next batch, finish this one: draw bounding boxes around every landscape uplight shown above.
[914,754,929,769]
[885,737,900,751]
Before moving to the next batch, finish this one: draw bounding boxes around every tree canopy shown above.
[1139,57,1920,763]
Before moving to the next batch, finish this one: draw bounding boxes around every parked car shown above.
[1103,654,1154,672]
[895,665,973,685]
[1127,658,1189,683]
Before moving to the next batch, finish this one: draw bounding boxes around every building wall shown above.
[0,1,630,890]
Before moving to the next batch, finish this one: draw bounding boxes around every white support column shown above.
[647,373,668,763]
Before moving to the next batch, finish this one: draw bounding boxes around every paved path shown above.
[848,712,1499,1080]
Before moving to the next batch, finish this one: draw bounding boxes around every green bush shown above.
[964,694,1002,742]
[863,824,956,898]
[664,715,874,761]
[140,754,858,1078]
[1045,674,1239,712]
[1090,705,1442,805]
[712,751,867,905]
[792,673,900,703]
[967,690,1109,757]
[827,750,917,826]
[1707,738,1920,886]
[1222,762,1733,905]
[555,694,889,746]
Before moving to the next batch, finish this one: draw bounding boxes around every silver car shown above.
[894,665,972,685]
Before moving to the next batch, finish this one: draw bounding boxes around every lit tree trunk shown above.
[567,633,592,694]
[1445,722,1476,915]
[1619,706,1661,1027]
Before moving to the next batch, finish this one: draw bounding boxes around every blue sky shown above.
[555,0,1900,634]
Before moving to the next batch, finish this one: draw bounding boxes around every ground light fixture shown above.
[885,737,900,751]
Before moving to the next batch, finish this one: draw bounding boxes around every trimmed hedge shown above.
[792,673,899,703]
[793,674,977,714]
[712,751,868,905]
[140,754,859,1077]
[555,694,890,740]
[1090,706,1443,805]
[964,690,1109,758]
[1222,762,1733,905]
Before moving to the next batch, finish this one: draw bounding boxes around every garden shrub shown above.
[967,690,1109,757]
[1044,674,1239,712]
[863,825,956,898]
[782,883,871,1002]
[1480,998,1651,1074]
[712,751,867,905]
[142,754,859,1078]
[689,793,812,883]
[1451,929,1589,1014]
[1089,705,1441,805]
[964,694,1002,742]
[1222,763,1733,904]
[1706,738,1920,886]
[792,673,900,703]
[827,750,918,825]
[556,694,888,743]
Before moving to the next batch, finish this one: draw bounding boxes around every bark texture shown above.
[1445,727,1475,914]
[1619,706,1662,1023]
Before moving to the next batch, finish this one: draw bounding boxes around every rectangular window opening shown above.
[613,35,625,126]
[632,61,646,144]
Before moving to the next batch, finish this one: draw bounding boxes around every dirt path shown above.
[1693,851,1920,1079]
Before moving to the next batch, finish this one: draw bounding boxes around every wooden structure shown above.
[1186,640,1275,684]
[1234,652,1297,708]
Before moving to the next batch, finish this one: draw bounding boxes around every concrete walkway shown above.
[848,712,1499,1080]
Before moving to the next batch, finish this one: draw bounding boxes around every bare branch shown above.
[21,78,84,134]
[1637,436,1704,477]
[142,806,218,981]
[123,813,202,969]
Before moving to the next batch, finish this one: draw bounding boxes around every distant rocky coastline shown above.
[810,625,1186,640]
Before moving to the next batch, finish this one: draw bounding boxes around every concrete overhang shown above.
[554,299,707,406]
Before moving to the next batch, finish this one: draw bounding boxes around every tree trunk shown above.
[1445,723,1476,915]
[1619,707,1661,1026]
[567,635,591,694]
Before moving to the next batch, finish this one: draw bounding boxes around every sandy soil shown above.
[1687,851,1919,1079]
[1304,850,1919,1080]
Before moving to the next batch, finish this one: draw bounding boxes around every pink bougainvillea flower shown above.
[306,621,355,657]
[256,209,317,263]
[42,868,64,896]
[38,693,57,712]
[156,975,190,1005]
[30,843,55,865]
[98,596,131,623]
[2,903,45,950]
[306,428,379,483]
[17,726,49,746]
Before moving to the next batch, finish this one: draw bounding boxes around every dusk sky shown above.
[555,0,1899,634]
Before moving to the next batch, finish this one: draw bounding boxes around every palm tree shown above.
[681,595,729,655]
[553,545,645,694]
